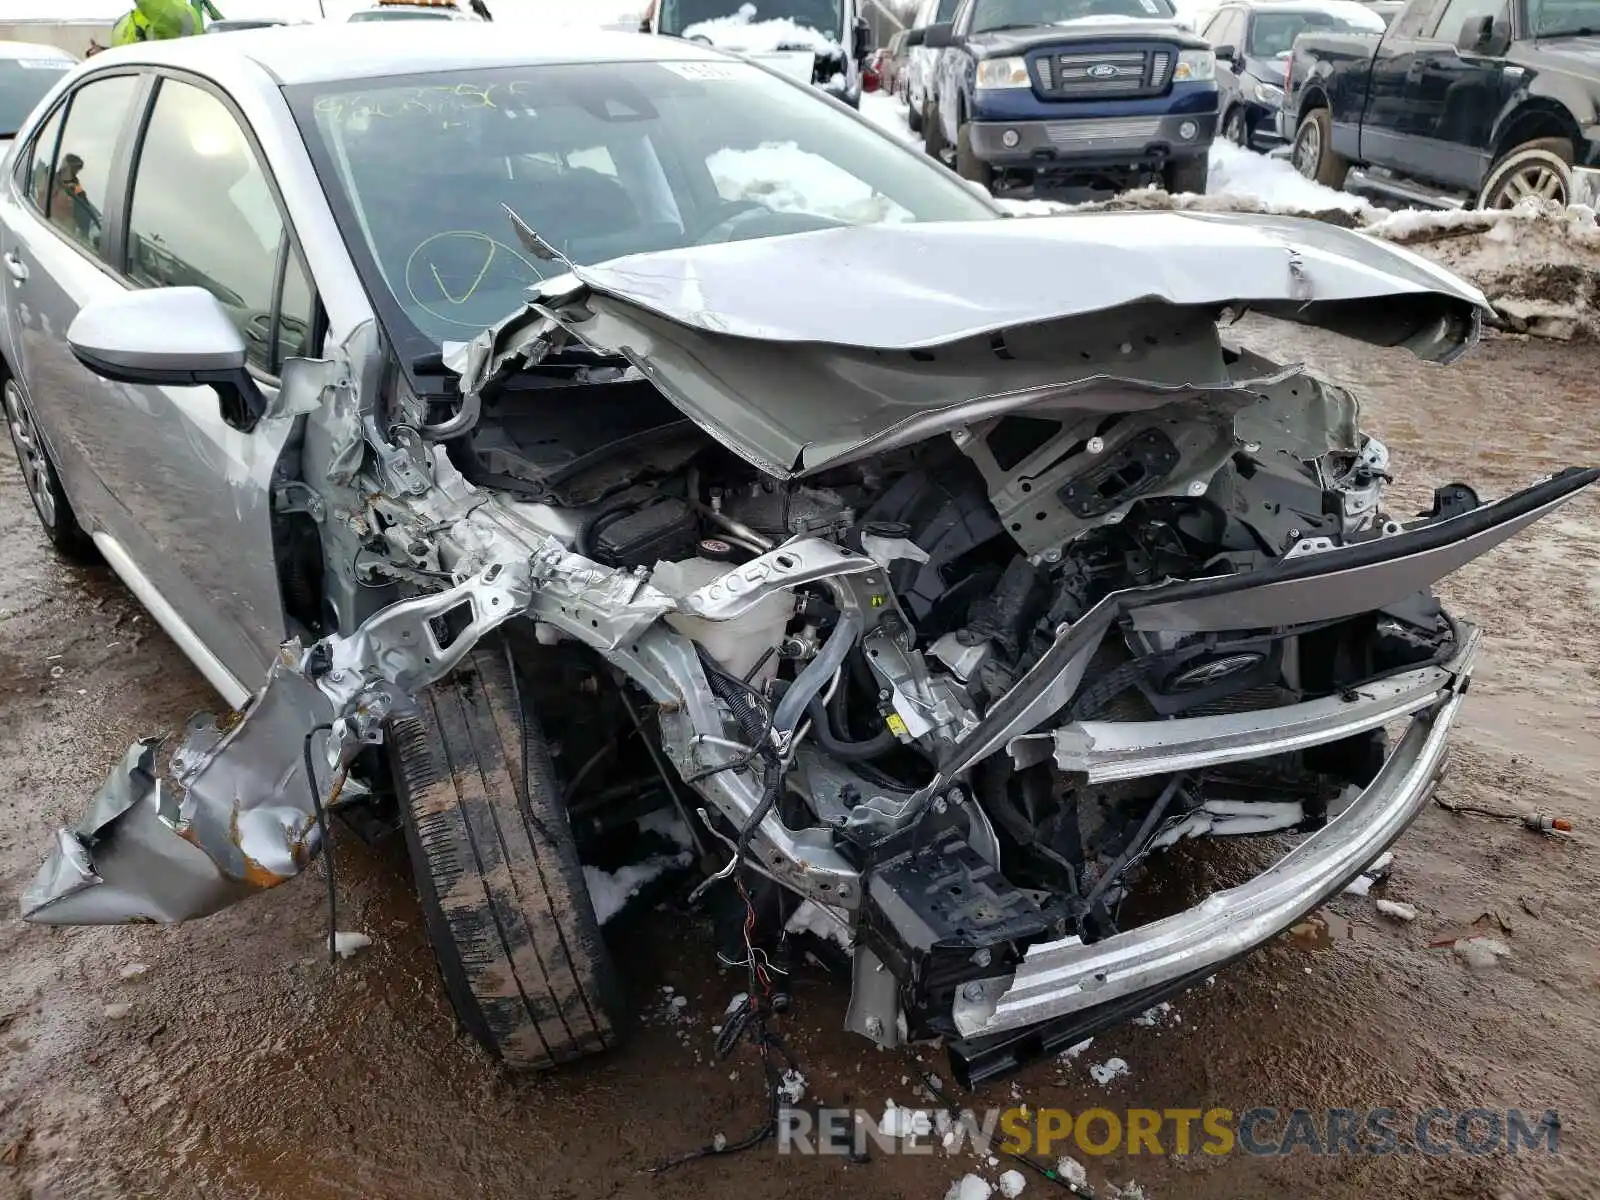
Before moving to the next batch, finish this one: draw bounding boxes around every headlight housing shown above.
[975,56,1031,89]
[1252,80,1285,106]
[1173,49,1215,82]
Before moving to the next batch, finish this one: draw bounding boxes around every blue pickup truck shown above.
[908,0,1219,193]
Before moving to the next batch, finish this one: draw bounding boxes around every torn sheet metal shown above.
[21,654,344,924]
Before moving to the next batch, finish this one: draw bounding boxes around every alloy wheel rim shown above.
[4,380,56,529]
[1495,162,1566,208]
[1293,123,1319,178]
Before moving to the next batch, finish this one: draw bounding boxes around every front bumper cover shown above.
[967,113,1216,167]
[957,626,1474,1042]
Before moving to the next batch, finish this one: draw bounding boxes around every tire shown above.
[1163,155,1210,195]
[1291,106,1349,189]
[1222,104,1249,149]
[924,101,946,159]
[3,374,96,563]
[907,89,923,133]
[955,121,994,189]
[1477,137,1573,209]
[393,638,623,1071]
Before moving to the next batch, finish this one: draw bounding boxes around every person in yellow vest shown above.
[110,0,222,46]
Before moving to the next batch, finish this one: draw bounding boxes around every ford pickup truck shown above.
[1283,0,1600,208]
[909,0,1219,193]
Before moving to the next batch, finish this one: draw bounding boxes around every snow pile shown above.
[708,142,914,226]
[946,1176,995,1200]
[1367,198,1600,339]
[684,2,839,52]
[1089,1056,1130,1085]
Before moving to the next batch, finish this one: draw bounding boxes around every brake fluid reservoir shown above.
[651,557,793,683]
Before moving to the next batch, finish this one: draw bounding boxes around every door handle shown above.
[2,252,27,283]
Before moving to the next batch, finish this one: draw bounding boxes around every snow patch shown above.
[1375,899,1417,922]
[332,931,372,958]
[684,3,840,53]
[584,852,691,925]
[998,1168,1028,1197]
[784,898,855,950]
[778,1069,807,1105]
[1057,1156,1089,1187]
[946,1176,995,1200]
[1059,1037,1094,1061]
[879,1099,933,1139]
[1454,936,1512,969]
[1090,1057,1131,1085]
[1131,1002,1177,1027]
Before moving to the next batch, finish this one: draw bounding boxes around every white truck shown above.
[639,0,873,107]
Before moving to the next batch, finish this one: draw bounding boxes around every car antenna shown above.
[502,203,574,270]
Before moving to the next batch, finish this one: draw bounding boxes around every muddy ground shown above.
[0,323,1596,1200]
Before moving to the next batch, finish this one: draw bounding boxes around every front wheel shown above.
[1291,107,1349,189]
[393,638,624,1071]
[924,101,946,159]
[956,122,994,189]
[3,375,96,563]
[1477,137,1573,209]
[907,91,923,132]
[1163,155,1210,195]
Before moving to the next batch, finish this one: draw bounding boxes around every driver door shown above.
[14,71,313,696]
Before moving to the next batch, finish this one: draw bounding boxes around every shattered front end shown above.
[22,213,1598,1083]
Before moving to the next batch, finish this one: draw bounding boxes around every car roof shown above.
[81,23,729,87]
[0,41,76,62]
[1232,0,1378,12]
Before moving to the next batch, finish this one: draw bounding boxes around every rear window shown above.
[0,57,72,136]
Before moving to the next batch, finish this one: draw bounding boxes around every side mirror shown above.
[904,26,925,47]
[853,16,871,59]
[1213,43,1238,67]
[1457,14,1509,54]
[924,21,954,48]
[67,287,268,433]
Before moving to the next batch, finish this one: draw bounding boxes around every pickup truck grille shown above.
[1035,49,1174,98]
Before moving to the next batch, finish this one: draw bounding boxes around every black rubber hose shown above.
[806,694,896,761]
[1081,774,1186,915]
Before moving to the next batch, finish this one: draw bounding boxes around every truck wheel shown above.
[1291,107,1348,189]
[1477,138,1573,209]
[3,375,97,564]
[392,637,623,1071]
[907,90,923,133]
[924,102,946,159]
[1163,155,1210,194]
[956,122,994,189]
[1222,105,1249,148]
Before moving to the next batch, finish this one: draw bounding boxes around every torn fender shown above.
[21,655,342,925]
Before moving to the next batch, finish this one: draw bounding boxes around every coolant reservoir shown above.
[651,557,793,683]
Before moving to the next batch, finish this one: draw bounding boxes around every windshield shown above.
[662,0,844,41]
[1247,8,1384,54]
[0,57,72,136]
[1525,0,1600,35]
[969,0,1178,33]
[288,61,994,358]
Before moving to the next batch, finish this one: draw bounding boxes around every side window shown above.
[43,74,140,259]
[1221,11,1246,47]
[1392,0,1448,37]
[276,240,316,365]
[19,103,65,217]
[1426,0,1506,39]
[125,79,294,374]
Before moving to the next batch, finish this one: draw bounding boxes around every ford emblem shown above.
[1087,62,1122,78]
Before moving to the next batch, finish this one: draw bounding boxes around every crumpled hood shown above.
[462,211,1488,478]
